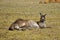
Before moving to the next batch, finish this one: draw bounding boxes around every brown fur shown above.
[9,19,28,30]
[9,18,40,30]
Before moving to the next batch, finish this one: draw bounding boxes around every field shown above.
[0,0,60,40]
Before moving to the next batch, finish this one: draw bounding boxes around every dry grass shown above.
[0,0,60,40]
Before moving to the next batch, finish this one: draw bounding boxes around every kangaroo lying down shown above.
[9,13,47,31]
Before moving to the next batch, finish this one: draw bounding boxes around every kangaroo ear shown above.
[40,13,42,15]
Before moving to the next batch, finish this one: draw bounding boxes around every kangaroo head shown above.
[40,13,47,22]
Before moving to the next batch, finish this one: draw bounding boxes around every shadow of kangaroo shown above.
[37,13,47,28]
[9,19,39,31]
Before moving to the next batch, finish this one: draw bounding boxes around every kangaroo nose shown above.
[42,17,44,19]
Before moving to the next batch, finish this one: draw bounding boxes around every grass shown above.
[0,0,60,40]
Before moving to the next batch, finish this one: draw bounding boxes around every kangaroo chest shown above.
[39,22,46,28]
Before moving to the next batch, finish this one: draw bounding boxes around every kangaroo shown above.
[37,13,47,28]
[9,19,39,31]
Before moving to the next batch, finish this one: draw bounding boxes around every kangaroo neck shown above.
[40,20,45,23]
